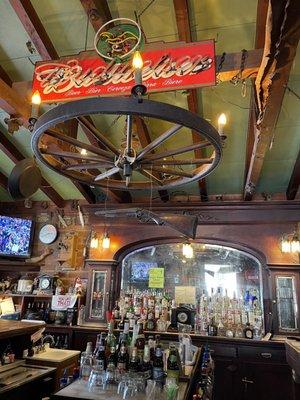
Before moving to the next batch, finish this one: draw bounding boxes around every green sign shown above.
[148,268,164,288]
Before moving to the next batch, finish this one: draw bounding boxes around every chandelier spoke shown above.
[140,158,214,166]
[94,166,121,181]
[46,129,115,159]
[41,149,114,163]
[136,124,182,161]
[64,162,115,170]
[143,141,212,162]
[147,166,194,178]
[137,169,164,185]
[77,116,120,156]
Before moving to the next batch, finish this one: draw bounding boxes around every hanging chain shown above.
[230,49,248,86]
[216,52,226,84]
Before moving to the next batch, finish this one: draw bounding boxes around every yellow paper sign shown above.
[148,268,164,288]
[175,286,196,305]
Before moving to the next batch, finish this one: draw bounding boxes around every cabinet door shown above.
[85,263,114,324]
[240,362,293,400]
[213,358,241,400]
[272,272,300,334]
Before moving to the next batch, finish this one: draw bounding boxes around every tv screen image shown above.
[131,261,158,282]
[0,216,34,258]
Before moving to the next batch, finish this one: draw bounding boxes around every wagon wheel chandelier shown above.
[31,95,223,191]
[31,20,223,191]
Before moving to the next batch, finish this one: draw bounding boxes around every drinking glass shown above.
[88,368,106,393]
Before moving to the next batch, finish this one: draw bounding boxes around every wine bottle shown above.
[152,346,165,387]
[167,345,180,382]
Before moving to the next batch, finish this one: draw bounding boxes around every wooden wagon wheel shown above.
[31,97,222,191]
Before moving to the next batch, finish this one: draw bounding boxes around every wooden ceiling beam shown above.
[286,150,300,200]
[0,130,65,207]
[173,0,207,201]
[244,0,300,200]
[0,78,30,122]
[0,67,12,87]
[9,0,58,60]
[244,0,269,185]
[79,0,112,32]
[0,171,8,191]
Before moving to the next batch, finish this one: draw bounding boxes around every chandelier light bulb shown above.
[31,90,41,105]
[291,235,300,253]
[217,113,227,135]
[90,233,99,249]
[132,51,143,70]
[81,148,87,155]
[102,232,111,249]
[182,243,194,259]
[281,237,291,253]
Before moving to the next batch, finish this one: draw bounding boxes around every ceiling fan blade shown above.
[94,166,120,181]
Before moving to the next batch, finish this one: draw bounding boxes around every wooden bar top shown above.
[0,319,44,339]
[52,379,188,400]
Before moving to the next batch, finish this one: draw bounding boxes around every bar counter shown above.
[51,379,188,400]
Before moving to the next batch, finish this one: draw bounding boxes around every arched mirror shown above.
[121,242,265,336]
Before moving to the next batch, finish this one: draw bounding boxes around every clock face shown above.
[40,278,50,289]
[39,224,58,244]
[177,311,188,323]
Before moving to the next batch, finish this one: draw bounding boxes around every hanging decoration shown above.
[94,18,144,63]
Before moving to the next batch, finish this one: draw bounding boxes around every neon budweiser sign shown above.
[32,40,215,102]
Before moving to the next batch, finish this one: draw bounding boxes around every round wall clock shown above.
[39,224,58,244]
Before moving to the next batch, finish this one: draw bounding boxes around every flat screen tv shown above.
[131,261,158,283]
[0,216,35,259]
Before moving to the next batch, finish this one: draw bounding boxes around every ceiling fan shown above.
[94,208,198,239]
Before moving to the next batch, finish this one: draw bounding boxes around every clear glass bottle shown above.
[80,342,94,381]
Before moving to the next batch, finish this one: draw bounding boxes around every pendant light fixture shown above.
[102,232,111,249]
[90,232,99,249]
[280,225,300,254]
[182,242,194,259]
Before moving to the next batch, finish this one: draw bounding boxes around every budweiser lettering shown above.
[32,41,215,102]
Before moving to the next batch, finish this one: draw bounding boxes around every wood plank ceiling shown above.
[0,0,299,205]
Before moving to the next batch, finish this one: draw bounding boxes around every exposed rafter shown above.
[0,67,12,87]
[286,150,300,200]
[0,78,30,122]
[0,130,65,207]
[244,0,269,184]
[9,0,58,60]
[244,0,300,200]
[173,0,207,201]
[79,0,112,32]
[0,171,8,191]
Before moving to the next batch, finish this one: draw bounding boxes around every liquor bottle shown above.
[43,302,51,323]
[152,346,165,387]
[54,335,61,348]
[117,342,129,373]
[108,346,117,366]
[113,301,120,319]
[244,322,254,339]
[135,323,145,359]
[80,342,93,381]
[106,349,116,384]
[146,309,156,331]
[148,336,156,362]
[207,317,218,336]
[141,345,152,379]
[105,321,116,356]
[94,333,107,369]
[167,345,180,382]
[128,347,139,372]
[63,335,69,349]
[117,316,125,330]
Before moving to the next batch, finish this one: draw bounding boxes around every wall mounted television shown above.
[130,261,158,283]
[0,216,35,259]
